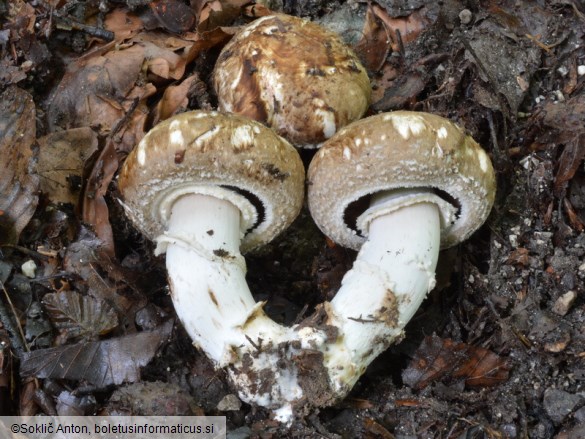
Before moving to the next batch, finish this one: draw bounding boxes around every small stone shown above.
[217,394,242,411]
[552,290,577,316]
[543,388,583,424]
[574,406,585,423]
[459,9,473,24]
[543,330,570,353]
[578,65,585,76]
[21,260,37,278]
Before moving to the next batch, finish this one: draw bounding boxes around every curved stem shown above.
[326,199,441,391]
[163,194,302,420]
[161,193,442,422]
[165,194,251,363]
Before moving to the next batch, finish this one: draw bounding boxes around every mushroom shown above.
[307,111,496,394]
[212,14,371,148]
[118,109,496,421]
[118,110,309,418]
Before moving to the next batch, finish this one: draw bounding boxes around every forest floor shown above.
[1,0,584,437]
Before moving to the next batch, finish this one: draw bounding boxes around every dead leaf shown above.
[19,378,38,417]
[36,127,99,206]
[20,319,173,388]
[402,335,510,390]
[151,74,199,124]
[452,344,512,388]
[0,85,39,245]
[242,3,273,18]
[195,0,249,32]
[363,417,394,438]
[81,139,118,256]
[370,3,433,52]
[150,0,196,33]
[63,228,147,328]
[554,135,585,196]
[42,291,119,342]
[140,39,187,80]
[507,247,530,266]
[372,72,426,111]
[55,390,85,416]
[104,8,144,41]
[354,4,392,72]
[183,26,235,65]
[47,43,148,133]
[563,197,585,231]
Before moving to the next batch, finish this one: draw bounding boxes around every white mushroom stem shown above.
[164,194,291,364]
[324,191,442,392]
[160,191,448,421]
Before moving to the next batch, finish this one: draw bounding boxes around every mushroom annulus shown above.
[118,110,496,422]
[212,14,371,148]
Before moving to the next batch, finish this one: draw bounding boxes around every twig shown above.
[0,280,27,354]
[111,97,140,139]
[0,244,51,261]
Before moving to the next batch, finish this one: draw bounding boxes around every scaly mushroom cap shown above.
[307,111,496,250]
[212,14,371,148]
[118,110,305,253]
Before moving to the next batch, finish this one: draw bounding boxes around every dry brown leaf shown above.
[150,0,196,33]
[151,75,199,124]
[402,335,510,390]
[81,139,118,256]
[36,128,99,206]
[0,85,39,245]
[141,40,186,80]
[20,319,173,389]
[47,41,155,156]
[63,228,147,328]
[507,247,530,266]
[554,135,585,196]
[242,3,273,18]
[195,0,249,32]
[183,26,235,65]
[42,290,119,342]
[355,4,392,72]
[19,378,38,417]
[363,417,394,438]
[536,95,585,201]
[371,3,432,52]
[47,44,145,132]
[563,197,585,231]
[372,72,426,111]
[104,8,144,41]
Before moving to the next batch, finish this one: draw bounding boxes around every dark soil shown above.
[1,0,585,438]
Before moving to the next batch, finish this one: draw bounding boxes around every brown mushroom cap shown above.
[212,14,371,148]
[118,110,305,253]
[307,111,496,250]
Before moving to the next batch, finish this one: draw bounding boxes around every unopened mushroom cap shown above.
[118,110,305,253]
[212,14,371,148]
[307,111,496,250]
